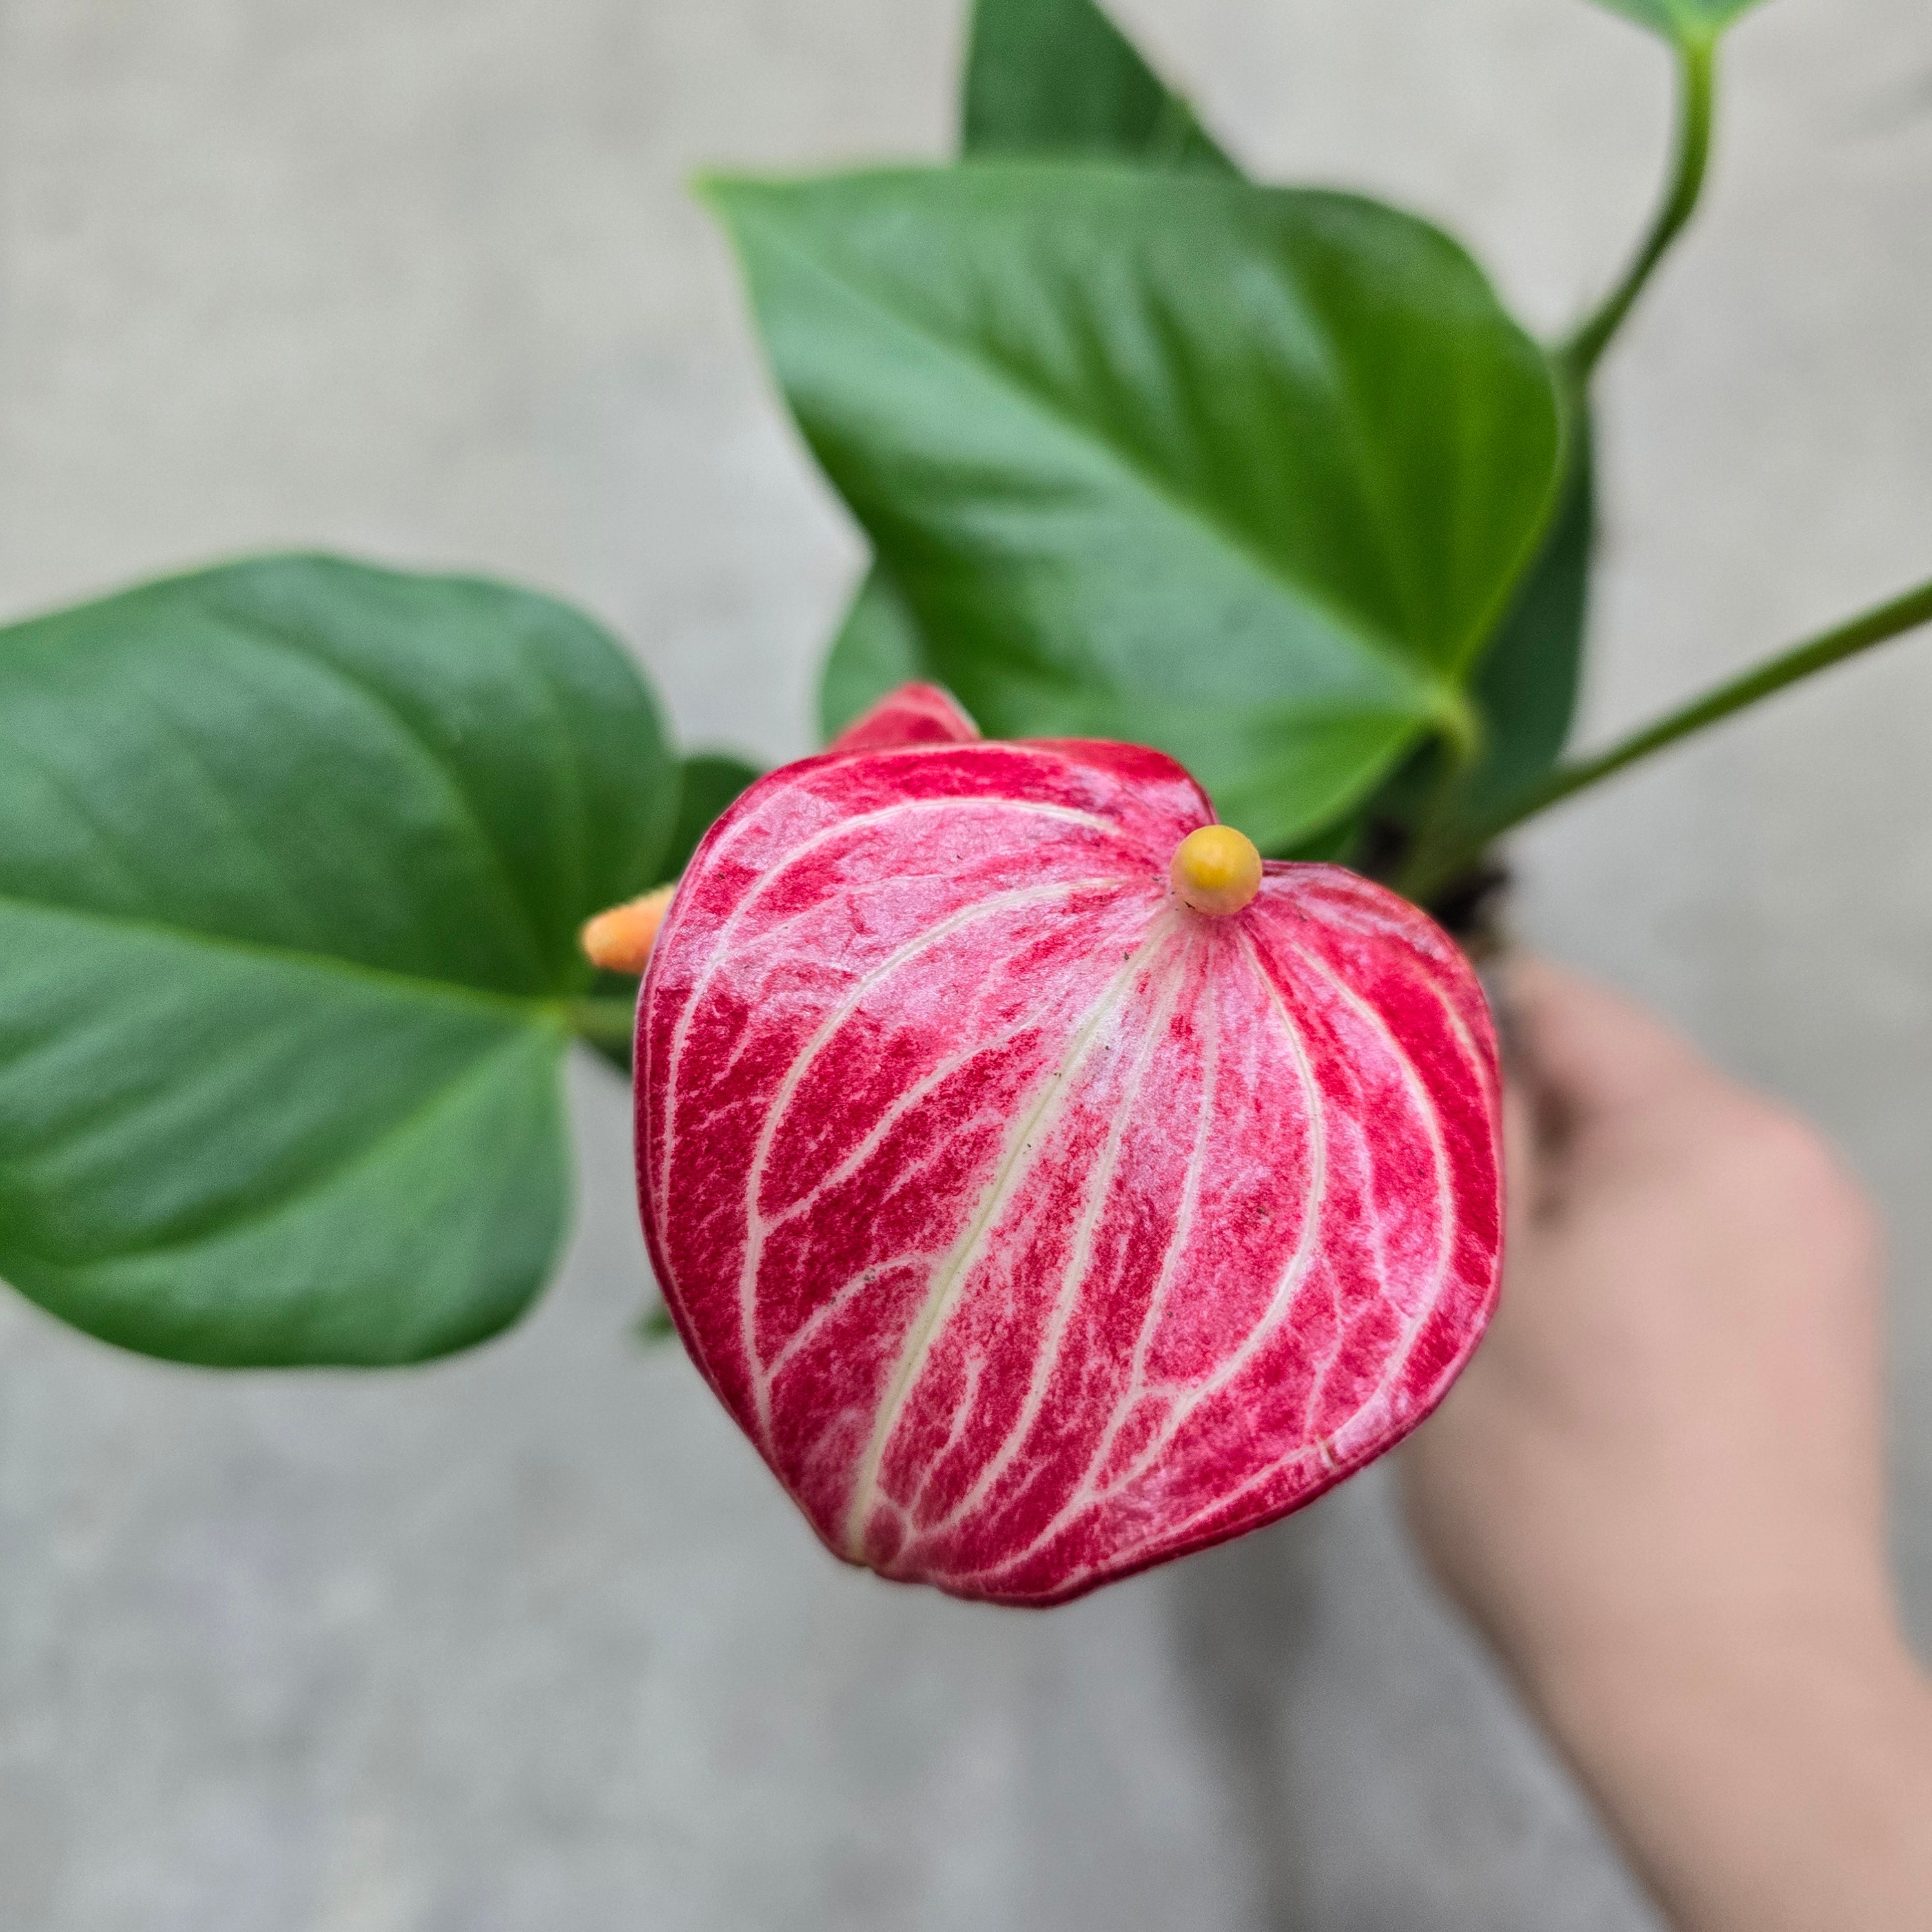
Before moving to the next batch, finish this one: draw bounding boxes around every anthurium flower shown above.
[633,686,1501,1605]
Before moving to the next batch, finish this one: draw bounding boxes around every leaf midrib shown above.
[0,886,568,1029]
[731,187,1454,719]
[9,1024,553,1275]
[195,599,560,980]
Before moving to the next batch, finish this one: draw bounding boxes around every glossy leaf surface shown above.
[717,163,1561,850]
[637,718,1501,1603]
[0,556,675,1364]
[822,0,1233,743]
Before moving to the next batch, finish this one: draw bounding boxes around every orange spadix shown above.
[581,885,675,974]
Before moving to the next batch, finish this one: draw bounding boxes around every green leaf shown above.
[1459,405,1596,825]
[655,752,764,881]
[1346,400,1589,876]
[716,162,1561,849]
[818,0,1238,741]
[634,1300,679,1346]
[962,0,1233,170]
[0,555,676,1366]
[819,568,930,740]
[1588,0,1767,45]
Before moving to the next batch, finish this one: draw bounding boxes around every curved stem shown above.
[1410,575,1932,901]
[568,994,639,1050]
[1565,33,1716,379]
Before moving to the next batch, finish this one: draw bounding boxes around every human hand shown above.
[1401,958,1932,1932]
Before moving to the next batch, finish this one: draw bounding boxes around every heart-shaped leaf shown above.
[0,555,675,1365]
[962,0,1233,170]
[715,163,1561,852]
[636,717,1501,1603]
[1588,0,1769,43]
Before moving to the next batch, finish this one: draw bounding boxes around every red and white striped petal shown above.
[636,712,1501,1605]
[827,681,981,754]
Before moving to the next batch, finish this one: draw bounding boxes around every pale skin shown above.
[1401,958,1932,1931]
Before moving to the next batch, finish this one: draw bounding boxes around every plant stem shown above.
[1410,575,1932,901]
[1565,33,1716,379]
[1394,712,1487,901]
[567,994,639,1049]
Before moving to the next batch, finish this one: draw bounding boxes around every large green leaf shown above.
[962,0,1233,169]
[718,162,1561,848]
[823,0,1235,742]
[1588,0,1768,42]
[0,555,676,1366]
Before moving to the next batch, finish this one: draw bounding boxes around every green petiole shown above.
[1413,573,1932,902]
[1565,31,1718,378]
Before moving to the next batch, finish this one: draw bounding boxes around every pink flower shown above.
[635,686,1501,1605]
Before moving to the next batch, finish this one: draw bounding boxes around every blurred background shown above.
[2,0,1928,1926]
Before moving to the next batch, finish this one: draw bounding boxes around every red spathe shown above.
[636,698,1501,1605]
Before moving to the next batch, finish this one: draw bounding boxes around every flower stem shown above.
[1565,32,1716,379]
[1410,574,1932,902]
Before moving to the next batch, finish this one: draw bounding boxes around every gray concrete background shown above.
[1,0,1928,1926]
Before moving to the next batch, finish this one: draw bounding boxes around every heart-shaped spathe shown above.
[635,688,1500,1605]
